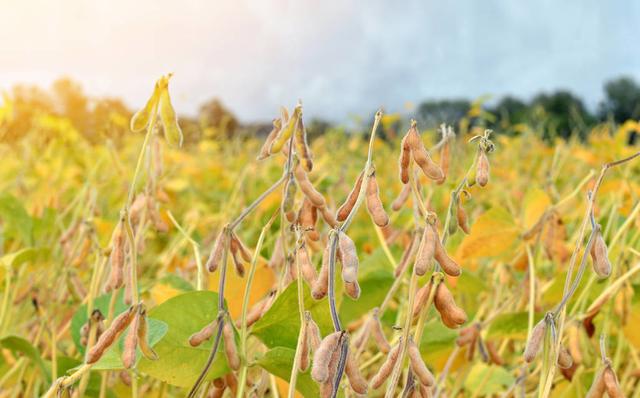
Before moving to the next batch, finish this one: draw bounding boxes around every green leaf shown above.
[0,193,33,245]
[419,319,458,351]
[486,312,544,340]
[0,335,48,381]
[0,247,49,268]
[464,363,515,395]
[256,347,320,398]
[252,282,334,349]
[339,267,394,325]
[456,269,488,297]
[137,291,229,388]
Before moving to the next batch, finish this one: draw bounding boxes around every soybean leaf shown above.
[0,335,48,381]
[486,312,544,340]
[0,193,33,245]
[464,363,515,395]
[137,291,229,388]
[256,347,320,398]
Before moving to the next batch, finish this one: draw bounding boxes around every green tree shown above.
[598,76,640,123]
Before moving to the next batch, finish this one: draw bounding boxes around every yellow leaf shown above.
[150,283,182,305]
[623,302,640,350]
[457,207,519,260]
[522,187,551,230]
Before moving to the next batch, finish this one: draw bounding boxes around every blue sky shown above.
[1,0,639,121]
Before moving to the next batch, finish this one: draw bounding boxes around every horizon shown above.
[2,0,639,123]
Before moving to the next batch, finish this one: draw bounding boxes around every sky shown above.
[1,0,639,122]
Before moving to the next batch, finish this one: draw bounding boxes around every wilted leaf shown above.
[457,206,519,260]
[522,187,551,230]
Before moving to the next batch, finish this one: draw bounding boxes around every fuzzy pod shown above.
[456,200,470,234]
[282,174,298,221]
[557,345,573,369]
[567,324,583,365]
[371,309,391,354]
[433,283,467,328]
[294,117,314,172]
[298,198,319,241]
[415,225,436,276]
[413,146,444,182]
[586,369,606,398]
[188,319,218,347]
[590,230,611,278]
[486,340,504,366]
[297,243,318,286]
[344,280,361,300]
[337,171,364,222]
[311,331,342,383]
[268,236,285,269]
[231,232,252,263]
[319,344,341,398]
[229,236,247,277]
[338,232,359,283]
[298,321,310,372]
[136,307,158,361]
[370,339,402,389]
[222,321,240,371]
[257,119,282,160]
[366,171,390,227]
[122,308,141,369]
[130,81,161,132]
[312,245,330,300]
[412,282,432,318]
[87,306,136,364]
[433,225,461,277]
[107,219,126,291]
[294,163,326,208]
[270,105,300,154]
[224,372,239,397]
[306,314,323,351]
[399,134,412,184]
[240,296,268,329]
[476,151,490,187]
[319,206,338,228]
[408,337,435,386]
[603,366,624,398]
[345,351,368,394]
[524,319,547,363]
[206,232,227,273]
[391,183,411,211]
[455,325,478,347]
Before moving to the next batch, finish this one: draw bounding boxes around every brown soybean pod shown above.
[399,134,412,184]
[122,309,141,369]
[391,183,411,211]
[590,231,611,278]
[585,369,606,398]
[311,245,330,300]
[412,282,432,318]
[415,225,436,276]
[188,319,218,347]
[298,198,319,241]
[366,171,390,227]
[433,225,461,277]
[295,243,317,286]
[257,119,282,160]
[338,231,359,283]
[557,345,573,369]
[298,321,310,372]
[345,351,368,394]
[294,117,314,172]
[319,205,338,228]
[456,200,470,234]
[370,339,402,389]
[87,306,136,364]
[319,344,341,398]
[476,151,490,187]
[294,163,326,208]
[524,319,546,363]
[137,307,158,360]
[337,171,364,221]
[408,337,435,386]
[413,146,444,181]
[206,231,227,273]
[108,219,126,291]
[307,314,322,351]
[603,366,624,398]
[231,232,252,263]
[434,283,467,328]
[242,297,268,328]
[223,321,240,371]
[311,331,341,383]
[371,309,391,354]
[344,280,361,300]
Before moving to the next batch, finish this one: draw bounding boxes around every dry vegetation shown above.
[0,75,640,397]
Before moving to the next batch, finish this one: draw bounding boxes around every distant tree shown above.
[491,96,528,129]
[530,91,593,140]
[598,77,640,123]
[416,99,470,129]
[198,98,238,138]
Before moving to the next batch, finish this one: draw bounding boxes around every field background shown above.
[0,82,640,397]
